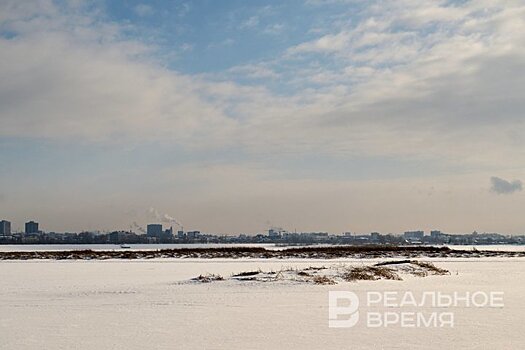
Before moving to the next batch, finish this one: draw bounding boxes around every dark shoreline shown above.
[1,245,524,260]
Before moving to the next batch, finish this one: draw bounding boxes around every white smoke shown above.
[132,221,146,234]
[148,207,183,228]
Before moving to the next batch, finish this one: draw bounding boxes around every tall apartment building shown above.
[0,220,11,236]
[25,221,39,234]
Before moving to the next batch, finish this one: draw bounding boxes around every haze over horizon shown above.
[1,0,525,234]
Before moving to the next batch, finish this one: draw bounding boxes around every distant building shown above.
[165,227,174,236]
[0,220,11,236]
[268,229,281,238]
[186,231,200,240]
[370,232,381,241]
[147,224,163,237]
[25,221,39,234]
[430,230,443,238]
[109,231,126,243]
[430,230,448,243]
[404,230,424,240]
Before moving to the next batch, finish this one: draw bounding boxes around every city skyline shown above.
[0,216,523,238]
[2,216,524,246]
[1,1,525,234]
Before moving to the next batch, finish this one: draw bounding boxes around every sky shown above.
[1,0,525,234]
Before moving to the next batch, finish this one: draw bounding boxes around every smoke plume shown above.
[148,207,183,228]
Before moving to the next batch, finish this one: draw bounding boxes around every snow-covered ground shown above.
[1,258,524,349]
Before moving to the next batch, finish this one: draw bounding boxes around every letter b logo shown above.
[329,291,360,328]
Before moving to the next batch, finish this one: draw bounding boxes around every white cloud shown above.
[3,0,525,233]
[240,16,259,29]
[227,64,279,80]
[287,31,351,54]
[0,1,236,147]
[264,23,285,35]
[2,0,525,175]
[242,0,524,169]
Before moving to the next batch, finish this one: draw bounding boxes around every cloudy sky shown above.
[1,0,525,234]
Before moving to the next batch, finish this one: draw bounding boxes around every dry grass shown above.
[411,261,450,275]
[192,273,224,283]
[2,245,524,260]
[232,270,261,277]
[304,266,328,271]
[312,276,336,285]
[192,260,450,285]
[342,266,401,282]
[374,260,412,266]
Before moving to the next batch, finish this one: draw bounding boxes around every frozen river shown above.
[1,257,524,349]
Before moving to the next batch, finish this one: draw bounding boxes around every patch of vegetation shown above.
[342,266,401,282]
[304,266,328,271]
[192,273,223,283]
[192,260,451,285]
[374,260,412,266]
[232,270,261,277]
[312,276,336,285]
[1,245,523,260]
[411,261,450,275]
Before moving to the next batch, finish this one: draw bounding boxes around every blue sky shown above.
[103,0,354,74]
[1,0,525,234]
